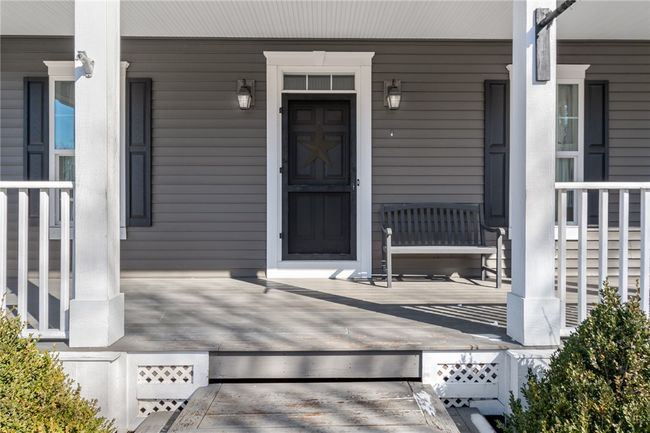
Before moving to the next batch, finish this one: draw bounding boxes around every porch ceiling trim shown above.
[2,1,649,40]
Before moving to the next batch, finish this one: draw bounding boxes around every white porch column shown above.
[507,0,561,346]
[69,0,123,347]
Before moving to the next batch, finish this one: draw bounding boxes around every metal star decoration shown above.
[303,124,338,166]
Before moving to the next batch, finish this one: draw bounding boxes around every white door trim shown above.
[264,51,374,279]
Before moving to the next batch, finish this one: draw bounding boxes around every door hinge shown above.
[279,232,283,239]
[279,106,285,114]
[279,166,283,174]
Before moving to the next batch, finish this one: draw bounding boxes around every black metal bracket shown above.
[535,0,577,82]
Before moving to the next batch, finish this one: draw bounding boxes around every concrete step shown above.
[209,351,421,380]
[167,381,460,433]
[133,411,176,433]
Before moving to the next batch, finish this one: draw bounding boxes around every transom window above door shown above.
[283,74,355,91]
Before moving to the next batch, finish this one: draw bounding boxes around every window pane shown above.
[556,158,575,222]
[284,75,306,90]
[55,81,75,150]
[556,84,578,151]
[58,156,75,181]
[332,75,355,90]
[555,158,575,182]
[308,75,330,90]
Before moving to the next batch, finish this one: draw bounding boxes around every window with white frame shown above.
[53,81,76,184]
[555,65,589,223]
[44,61,129,236]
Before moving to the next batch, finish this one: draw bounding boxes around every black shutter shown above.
[125,78,152,227]
[584,81,609,224]
[484,80,509,227]
[23,77,49,217]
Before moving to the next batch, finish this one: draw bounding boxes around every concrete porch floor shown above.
[117,277,523,352]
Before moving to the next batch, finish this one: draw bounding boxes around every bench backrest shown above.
[380,203,486,247]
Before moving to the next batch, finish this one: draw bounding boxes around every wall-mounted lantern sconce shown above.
[76,51,94,78]
[237,79,255,110]
[384,79,401,110]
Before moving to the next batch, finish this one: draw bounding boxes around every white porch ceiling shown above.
[1,0,649,40]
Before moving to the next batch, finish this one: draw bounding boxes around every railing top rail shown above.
[555,182,650,190]
[0,181,74,189]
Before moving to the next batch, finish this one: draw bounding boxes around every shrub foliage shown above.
[0,312,114,433]
[504,283,650,433]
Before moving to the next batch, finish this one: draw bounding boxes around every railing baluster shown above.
[17,189,28,325]
[60,189,71,332]
[558,189,568,330]
[0,189,6,311]
[640,189,649,316]
[38,189,49,333]
[619,189,629,301]
[0,181,71,339]
[598,189,609,297]
[578,189,588,323]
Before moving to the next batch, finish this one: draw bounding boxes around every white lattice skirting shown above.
[422,351,504,414]
[127,353,209,429]
[442,397,471,408]
[138,399,188,417]
[436,362,499,384]
[137,365,194,384]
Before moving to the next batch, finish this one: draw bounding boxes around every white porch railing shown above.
[556,182,650,335]
[0,181,73,339]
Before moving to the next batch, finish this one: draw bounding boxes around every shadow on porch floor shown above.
[67,276,529,352]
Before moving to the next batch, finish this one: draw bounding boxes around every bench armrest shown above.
[481,224,505,238]
[381,226,392,236]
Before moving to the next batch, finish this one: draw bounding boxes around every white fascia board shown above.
[264,51,375,67]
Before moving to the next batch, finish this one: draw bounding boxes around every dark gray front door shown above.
[282,95,356,260]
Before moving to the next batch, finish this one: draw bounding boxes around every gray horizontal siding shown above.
[1,37,649,280]
[370,41,509,276]
[120,38,512,276]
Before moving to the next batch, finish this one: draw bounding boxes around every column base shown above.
[507,292,560,346]
[502,349,556,412]
[69,294,124,347]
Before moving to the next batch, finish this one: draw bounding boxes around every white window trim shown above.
[264,51,374,279]
[506,64,590,240]
[43,60,129,240]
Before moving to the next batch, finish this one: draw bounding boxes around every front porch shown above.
[1,0,650,430]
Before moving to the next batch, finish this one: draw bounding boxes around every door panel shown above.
[287,193,350,255]
[282,96,356,260]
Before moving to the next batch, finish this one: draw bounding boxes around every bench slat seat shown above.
[390,246,497,255]
[380,203,504,288]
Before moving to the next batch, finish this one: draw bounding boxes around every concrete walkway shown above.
[161,382,461,433]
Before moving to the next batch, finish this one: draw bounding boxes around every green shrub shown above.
[503,282,650,433]
[0,311,114,433]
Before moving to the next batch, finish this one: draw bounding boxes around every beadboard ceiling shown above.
[1,0,649,39]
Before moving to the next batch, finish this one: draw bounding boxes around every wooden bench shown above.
[380,203,504,288]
